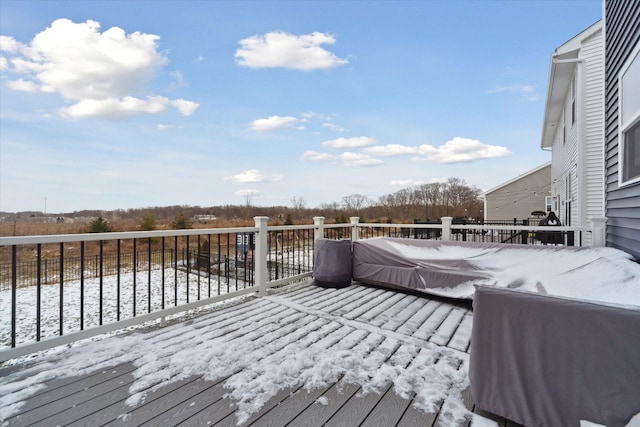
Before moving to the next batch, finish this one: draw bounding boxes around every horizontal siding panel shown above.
[607,196,640,209]
[605,233,640,260]
[606,204,640,218]
[605,186,640,201]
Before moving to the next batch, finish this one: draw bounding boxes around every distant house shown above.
[603,0,640,259]
[540,21,604,232]
[482,162,551,222]
[194,214,217,223]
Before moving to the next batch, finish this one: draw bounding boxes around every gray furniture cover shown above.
[470,286,640,427]
[353,238,491,297]
[313,239,353,288]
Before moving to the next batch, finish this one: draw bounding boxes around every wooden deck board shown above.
[1,282,519,427]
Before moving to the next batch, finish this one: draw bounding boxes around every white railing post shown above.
[441,216,453,241]
[590,217,607,247]
[313,216,325,242]
[350,217,360,241]
[254,216,269,297]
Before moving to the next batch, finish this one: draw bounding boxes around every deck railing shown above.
[0,215,606,361]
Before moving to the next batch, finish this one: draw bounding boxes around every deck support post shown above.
[441,216,453,241]
[590,217,607,247]
[313,216,325,242]
[254,216,269,297]
[350,217,360,242]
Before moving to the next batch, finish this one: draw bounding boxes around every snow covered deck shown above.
[0,281,521,426]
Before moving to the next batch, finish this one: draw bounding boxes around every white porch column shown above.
[350,217,360,242]
[441,216,453,241]
[313,216,325,242]
[590,217,607,248]
[254,216,269,297]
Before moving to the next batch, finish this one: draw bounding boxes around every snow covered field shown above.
[0,268,248,348]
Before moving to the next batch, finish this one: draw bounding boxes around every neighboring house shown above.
[482,162,551,222]
[540,21,604,234]
[604,0,640,260]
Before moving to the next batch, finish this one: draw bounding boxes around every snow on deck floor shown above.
[0,281,485,426]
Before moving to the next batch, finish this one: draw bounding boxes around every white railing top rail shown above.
[353,222,591,233]
[322,223,353,229]
[0,226,260,246]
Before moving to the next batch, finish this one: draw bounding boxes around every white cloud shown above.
[235,31,348,71]
[169,71,187,89]
[363,144,419,157]
[413,137,511,164]
[1,18,199,118]
[6,78,38,92]
[59,96,177,119]
[0,56,8,71]
[224,169,265,184]
[251,115,297,131]
[390,177,447,187]
[0,35,20,53]
[322,122,346,132]
[301,150,333,161]
[339,152,383,167]
[170,99,199,116]
[322,136,375,149]
[157,124,183,130]
[390,179,425,186]
[488,84,539,101]
[300,111,331,122]
[196,55,204,62]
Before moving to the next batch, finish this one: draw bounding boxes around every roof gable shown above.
[540,21,602,149]
[483,162,551,195]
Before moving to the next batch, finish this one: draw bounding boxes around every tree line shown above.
[79,177,482,232]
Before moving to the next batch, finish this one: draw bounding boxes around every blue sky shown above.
[0,0,602,213]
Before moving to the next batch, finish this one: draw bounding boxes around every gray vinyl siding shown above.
[484,164,551,222]
[604,0,640,260]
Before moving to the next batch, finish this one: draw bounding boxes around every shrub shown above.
[87,215,111,233]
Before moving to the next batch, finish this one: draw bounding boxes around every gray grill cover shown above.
[313,239,352,288]
[470,286,640,427]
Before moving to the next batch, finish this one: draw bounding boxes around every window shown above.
[619,42,640,186]
[545,196,554,213]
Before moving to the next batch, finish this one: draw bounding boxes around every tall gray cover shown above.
[470,286,640,427]
[313,239,352,288]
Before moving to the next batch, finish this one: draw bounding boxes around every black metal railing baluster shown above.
[174,235,178,306]
[59,242,64,337]
[148,237,152,313]
[207,234,212,297]
[80,242,85,330]
[217,234,221,295]
[186,236,190,304]
[99,240,104,325]
[197,235,201,300]
[161,237,165,310]
[117,239,121,322]
[133,238,137,316]
[173,236,178,307]
[11,245,17,347]
[37,244,42,341]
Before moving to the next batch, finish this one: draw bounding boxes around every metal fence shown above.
[0,215,603,361]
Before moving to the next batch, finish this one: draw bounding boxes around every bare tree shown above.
[291,196,307,211]
[341,194,369,216]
